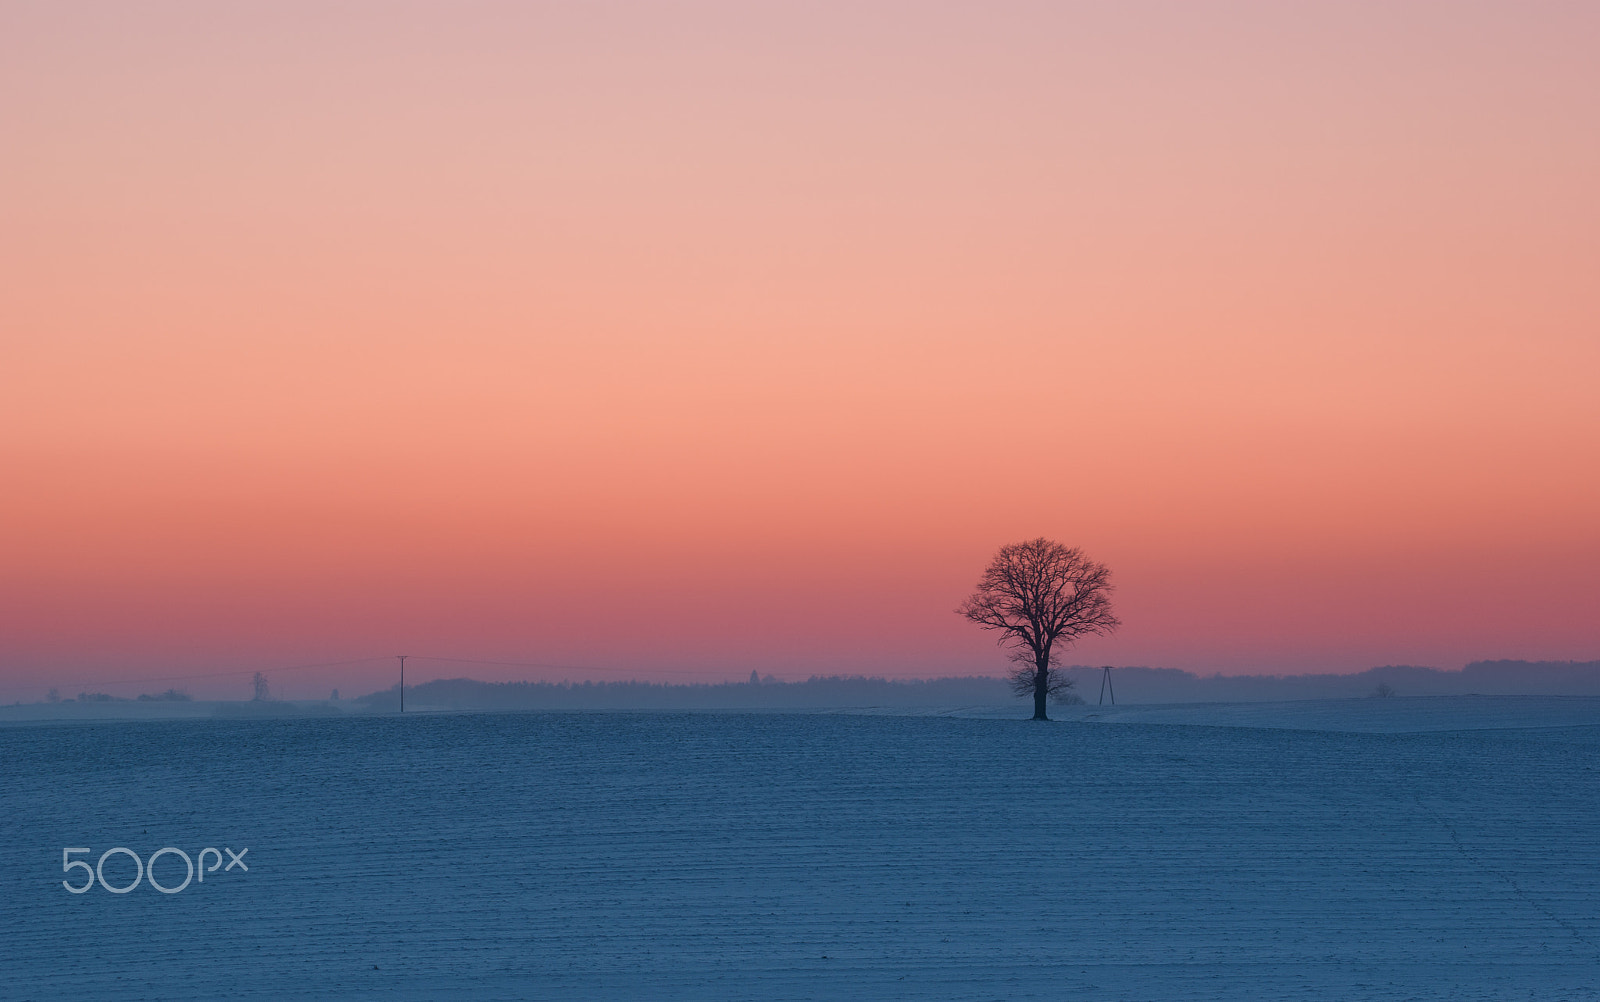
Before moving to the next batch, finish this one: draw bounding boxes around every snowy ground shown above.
[929,693,1600,732]
[4,697,1598,1000]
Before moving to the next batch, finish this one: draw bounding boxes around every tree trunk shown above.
[1032,664,1049,721]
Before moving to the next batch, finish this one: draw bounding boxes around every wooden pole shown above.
[398,655,406,713]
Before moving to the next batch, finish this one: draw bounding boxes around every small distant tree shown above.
[1372,682,1396,699]
[956,538,1120,720]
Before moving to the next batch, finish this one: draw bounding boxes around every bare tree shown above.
[956,538,1120,720]
[251,672,270,701]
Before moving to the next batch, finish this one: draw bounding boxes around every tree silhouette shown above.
[956,538,1120,720]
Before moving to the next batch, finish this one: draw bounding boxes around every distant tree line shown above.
[356,675,1016,712]
[353,661,1600,711]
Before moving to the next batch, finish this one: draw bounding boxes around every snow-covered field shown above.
[4,697,1598,1000]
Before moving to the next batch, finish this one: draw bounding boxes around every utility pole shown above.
[398,655,407,713]
[1099,665,1115,706]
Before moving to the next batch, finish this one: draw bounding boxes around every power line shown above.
[0,657,395,695]
[0,654,755,697]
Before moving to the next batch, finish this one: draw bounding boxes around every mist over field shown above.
[7,660,1598,721]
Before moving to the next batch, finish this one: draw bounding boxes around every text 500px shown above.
[62,846,248,894]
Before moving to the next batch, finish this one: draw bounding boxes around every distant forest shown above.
[356,660,1600,711]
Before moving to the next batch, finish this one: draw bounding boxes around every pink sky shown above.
[3,2,1597,699]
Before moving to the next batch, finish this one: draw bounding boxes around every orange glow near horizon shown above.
[3,2,1597,699]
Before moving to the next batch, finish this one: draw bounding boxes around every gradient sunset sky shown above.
[3,2,1597,698]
